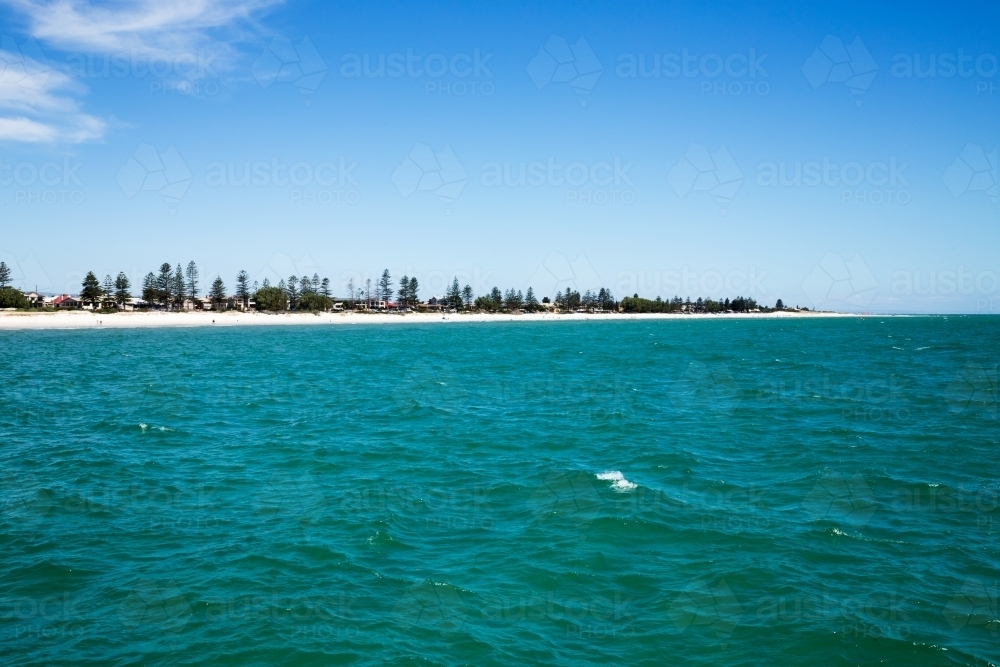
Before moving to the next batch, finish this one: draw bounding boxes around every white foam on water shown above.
[596,470,637,491]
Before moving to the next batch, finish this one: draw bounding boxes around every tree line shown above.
[0,260,788,314]
[620,294,788,313]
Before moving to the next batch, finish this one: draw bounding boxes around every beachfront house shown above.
[24,291,46,308]
[51,295,80,309]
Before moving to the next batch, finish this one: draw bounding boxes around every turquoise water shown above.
[2,318,999,665]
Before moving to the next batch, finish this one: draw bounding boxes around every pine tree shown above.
[525,287,538,312]
[0,261,10,288]
[299,275,312,295]
[235,270,250,309]
[80,271,102,306]
[185,261,199,303]
[142,273,157,305]
[346,278,355,306]
[447,277,461,309]
[102,275,115,307]
[408,277,418,306]
[398,275,409,306]
[312,273,320,293]
[287,276,299,309]
[114,272,131,307]
[462,284,473,308]
[210,276,226,311]
[320,277,331,298]
[157,263,173,308]
[379,269,392,303]
[173,264,186,308]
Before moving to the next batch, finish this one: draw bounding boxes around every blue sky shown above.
[0,0,997,312]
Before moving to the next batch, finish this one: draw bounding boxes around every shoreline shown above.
[0,309,864,330]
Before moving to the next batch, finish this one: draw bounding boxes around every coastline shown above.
[0,309,861,330]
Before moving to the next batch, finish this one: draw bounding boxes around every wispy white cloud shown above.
[0,35,104,142]
[0,0,282,143]
[4,0,281,59]
[0,116,54,141]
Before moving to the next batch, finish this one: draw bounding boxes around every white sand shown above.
[0,309,859,330]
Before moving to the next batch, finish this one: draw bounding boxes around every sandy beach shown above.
[0,309,861,330]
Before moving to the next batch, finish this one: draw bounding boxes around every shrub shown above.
[253,286,288,312]
[0,287,29,309]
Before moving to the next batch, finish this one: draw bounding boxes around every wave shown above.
[596,470,637,491]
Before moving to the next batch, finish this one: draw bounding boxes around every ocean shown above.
[1,317,998,665]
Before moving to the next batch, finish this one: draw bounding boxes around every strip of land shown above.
[0,309,859,330]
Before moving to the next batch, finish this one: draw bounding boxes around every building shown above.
[24,291,45,307]
[51,295,80,309]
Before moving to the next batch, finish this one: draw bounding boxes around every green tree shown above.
[173,264,186,308]
[235,270,250,309]
[185,261,199,303]
[114,272,131,307]
[298,292,332,311]
[489,287,502,310]
[346,278,356,305]
[0,287,28,308]
[210,276,227,311]
[408,277,418,306]
[398,275,410,306]
[0,261,11,288]
[141,273,157,305]
[286,275,299,309]
[461,284,473,308]
[253,285,287,311]
[525,287,539,312]
[157,263,173,308]
[379,269,393,302]
[447,277,462,309]
[320,277,331,298]
[299,275,313,296]
[80,271,102,306]
[775,299,784,310]
[101,275,115,308]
